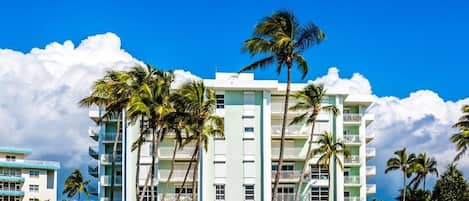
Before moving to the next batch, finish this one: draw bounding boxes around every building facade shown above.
[0,147,60,201]
[89,72,376,201]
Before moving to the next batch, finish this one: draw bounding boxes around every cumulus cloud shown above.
[311,67,373,95]
[172,69,201,88]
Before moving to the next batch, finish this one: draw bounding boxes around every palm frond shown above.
[239,56,275,73]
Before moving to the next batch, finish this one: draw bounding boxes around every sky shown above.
[0,0,468,200]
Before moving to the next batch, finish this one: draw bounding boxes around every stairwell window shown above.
[244,185,255,200]
[215,184,225,200]
[244,127,254,132]
[6,156,16,162]
[216,94,225,109]
[29,185,39,192]
[311,165,329,180]
[29,170,40,178]
[311,186,328,201]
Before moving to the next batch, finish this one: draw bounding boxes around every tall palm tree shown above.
[79,70,132,201]
[63,169,90,201]
[239,10,325,200]
[173,81,224,201]
[451,105,469,161]
[385,148,416,201]
[312,132,350,201]
[289,84,338,201]
[409,153,438,191]
[127,69,175,201]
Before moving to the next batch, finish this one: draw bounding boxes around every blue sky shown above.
[0,0,468,201]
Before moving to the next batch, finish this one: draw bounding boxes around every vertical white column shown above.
[125,113,138,201]
[262,90,272,201]
[359,106,367,200]
[335,96,344,201]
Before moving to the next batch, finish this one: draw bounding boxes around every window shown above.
[272,164,294,171]
[175,187,193,194]
[244,185,255,200]
[30,170,40,178]
[5,156,16,162]
[277,187,294,201]
[244,127,254,132]
[139,186,157,201]
[216,94,225,109]
[311,165,329,180]
[29,185,39,192]
[215,184,225,200]
[311,187,328,201]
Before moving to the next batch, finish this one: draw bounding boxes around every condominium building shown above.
[0,147,60,201]
[88,72,376,201]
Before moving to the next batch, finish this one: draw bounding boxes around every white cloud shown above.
[172,69,201,89]
[311,67,372,95]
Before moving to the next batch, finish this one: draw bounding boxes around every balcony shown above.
[366,166,376,176]
[89,147,99,160]
[343,114,361,123]
[159,169,194,182]
[100,154,122,164]
[159,146,196,160]
[366,148,376,159]
[88,165,98,178]
[100,175,122,186]
[88,127,99,141]
[344,197,361,201]
[366,184,376,194]
[271,147,304,160]
[366,132,375,143]
[271,170,302,181]
[271,125,309,138]
[0,189,25,196]
[0,176,25,183]
[159,194,192,201]
[271,101,305,116]
[344,155,360,166]
[89,107,104,122]
[102,133,122,143]
[342,135,361,145]
[275,194,295,201]
[344,176,360,186]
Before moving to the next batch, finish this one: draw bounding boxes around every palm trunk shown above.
[403,171,406,201]
[161,142,179,200]
[294,115,318,201]
[272,64,292,201]
[191,141,200,201]
[423,175,426,192]
[136,116,144,201]
[176,144,198,201]
[150,128,162,201]
[111,111,121,201]
[78,192,81,201]
[139,165,153,201]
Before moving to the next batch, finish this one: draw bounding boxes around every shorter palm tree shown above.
[312,132,350,200]
[409,153,438,191]
[63,169,90,201]
[385,148,416,201]
[451,105,469,161]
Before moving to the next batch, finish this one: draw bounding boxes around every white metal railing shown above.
[271,125,309,136]
[366,148,376,158]
[101,175,122,185]
[367,184,376,194]
[276,194,295,201]
[271,147,303,158]
[159,169,194,181]
[344,155,360,164]
[366,166,376,176]
[271,170,301,180]
[343,114,361,122]
[343,135,361,143]
[344,196,360,201]
[159,194,193,201]
[101,154,122,163]
[344,176,360,185]
[159,146,196,158]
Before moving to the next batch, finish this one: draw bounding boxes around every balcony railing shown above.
[271,101,306,114]
[159,146,196,159]
[0,189,25,196]
[366,132,375,142]
[88,127,99,141]
[23,159,60,167]
[343,135,361,144]
[100,197,110,201]
[271,125,309,137]
[344,197,361,201]
[271,147,303,158]
[366,148,376,158]
[159,169,194,181]
[159,194,193,201]
[271,170,302,180]
[101,154,122,164]
[367,184,376,194]
[343,114,361,122]
[102,134,122,142]
[88,165,98,178]
[89,147,98,160]
[275,194,295,201]
[344,155,360,164]
[366,166,376,176]
[344,176,360,185]
[101,175,122,186]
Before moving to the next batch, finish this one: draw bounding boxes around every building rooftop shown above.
[0,147,32,155]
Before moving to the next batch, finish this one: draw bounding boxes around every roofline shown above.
[0,147,32,155]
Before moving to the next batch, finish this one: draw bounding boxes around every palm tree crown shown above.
[385,148,416,201]
[63,169,90,201]
[451,105,469,161]
[409,153,438,191]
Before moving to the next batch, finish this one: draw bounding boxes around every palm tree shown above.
[63,169,90,201]
[289,84,339,201]
[79,70,132,201]
[173,81,224,201]
[312,132,350,201]
[239,10,325,200]
[127,69,175,201]
[409,153,438,191]
[385,148,416,201]
[451,105,469,161]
